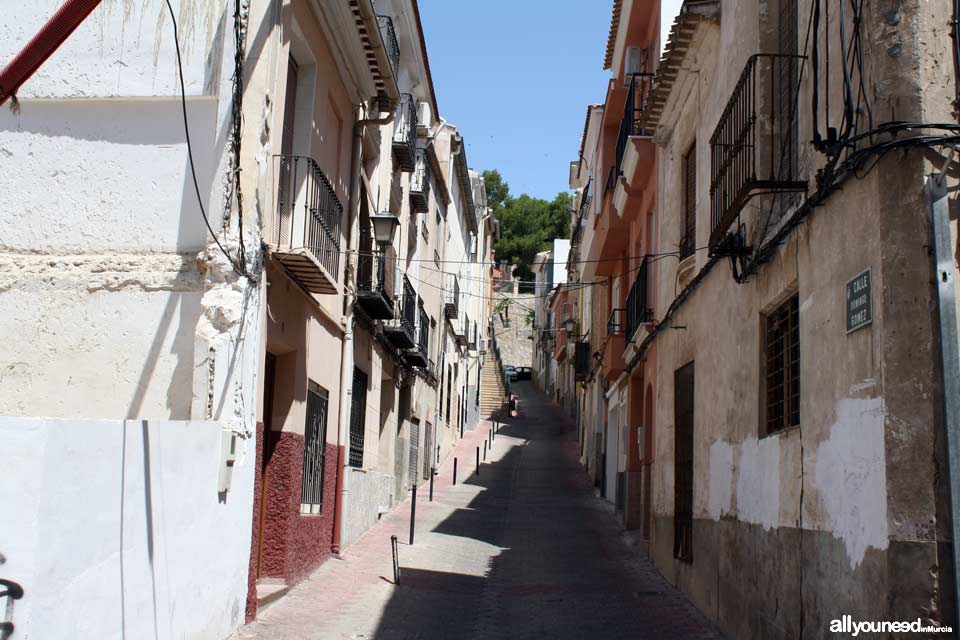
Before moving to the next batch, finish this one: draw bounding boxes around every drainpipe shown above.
[0,0,102,106]
[331,102,397,555]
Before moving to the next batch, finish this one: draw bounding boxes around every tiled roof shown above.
[602,0,623,70]
[638,13,716,130]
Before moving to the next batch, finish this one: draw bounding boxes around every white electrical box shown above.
[218,430,238,493]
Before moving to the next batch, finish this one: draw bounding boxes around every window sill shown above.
[761,423,801,439]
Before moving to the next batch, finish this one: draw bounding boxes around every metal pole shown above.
[483,440,487,460]
[409,484,417,545]
[928,175,960,620]
[429,467,435,501]
[453,457,458,485]
[391,535,400,584]
[476,446,480,476]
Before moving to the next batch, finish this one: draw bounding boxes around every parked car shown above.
[503,365,518,381]
[515,367,532,381]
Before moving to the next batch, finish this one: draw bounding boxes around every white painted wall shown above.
[0,417,254,640]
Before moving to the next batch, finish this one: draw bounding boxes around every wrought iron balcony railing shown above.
[377,15,400,77]
[405,298,430,367]
[392,93,417,172]
[443,275,459,319]
[273,155,342,293]
[571,178,592,246]
[613,72,656,180]
[574,341,592,380]
[410,149,432,214]
[625,258,654,340]
[384,275,417,348]
[607,308,626,336]
[356,245,397,319]
[709,54,807,250]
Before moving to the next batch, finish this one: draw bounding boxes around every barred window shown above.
[349,368,368,467]
[301,382,329,514]
[680,143,696,259]
[763,293,800,434]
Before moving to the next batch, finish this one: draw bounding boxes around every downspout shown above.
[331,102,396,555]
[0,0,103,106]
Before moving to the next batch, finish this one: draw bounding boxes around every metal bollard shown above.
[476,446,480,476]
[483,440,487,460]
[453,457,458,485]
[429,467,435,502]
[391,535,400,584]
[409,484,417,545]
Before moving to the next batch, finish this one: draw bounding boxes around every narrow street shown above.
[235,383,722,640]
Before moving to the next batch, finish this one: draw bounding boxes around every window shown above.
[673,362,694,563]
[763,293,800,434]
[680,143,696,259]
[301,381,329,514]
[349,368,368,467]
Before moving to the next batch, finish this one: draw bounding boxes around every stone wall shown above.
[492,292,535,369]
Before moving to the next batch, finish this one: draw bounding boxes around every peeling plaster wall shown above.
[647,0,954,634]
[0,4,263,638]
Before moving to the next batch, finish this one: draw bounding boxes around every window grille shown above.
[763,293,800,434]
[673,362,695,563]
[681,143,696,259]
[301,381,329,514]
[349,368,368,468]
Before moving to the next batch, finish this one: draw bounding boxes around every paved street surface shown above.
[235,382,723,640]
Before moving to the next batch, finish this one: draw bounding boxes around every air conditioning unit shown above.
[624,46,643,86]
[416,101,432,133]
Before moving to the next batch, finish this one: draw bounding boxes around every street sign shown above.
[846,269,872,333]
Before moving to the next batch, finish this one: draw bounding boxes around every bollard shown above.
[409,484,417,545]
[429,467,435,502]
[453,457,458,485]
[391,535,400,584]
[476,446,480,476]
[483,440,487,460]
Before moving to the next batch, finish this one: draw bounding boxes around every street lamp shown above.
[370,211,400,245]
[563,317,577,337]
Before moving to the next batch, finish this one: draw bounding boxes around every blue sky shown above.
[419,0,612,201]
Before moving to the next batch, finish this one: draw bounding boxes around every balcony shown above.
[614,72,655,178]
[384,275,416,349]
[356,246,397,319]
[392,93,417,172]
[271,155,342,294]
[454,313,469,346]
[625,258,654,340]
[443,275,459,319]
[405,300,429,368]
[377,16,399,77]
[467,320,478,351]
[709,54,807,251]
[410,149,432,214]
[603,309,626,380]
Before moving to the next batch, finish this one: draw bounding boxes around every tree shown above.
[482,170,571,282]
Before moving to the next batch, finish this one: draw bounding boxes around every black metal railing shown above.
[571,178,592,246]
[607,308,625,336]
[410,149,432,213]
[392,93,417,171]
[398,276,416,333]
[574,341,592,380]
[357,245,396,299]
[709,54,807,250]
[444,275,459,319]
[377,15,400,76]
[274,155,342,277]
[625,258,653,339]
[614,72,656,180]
[417,302,429,354]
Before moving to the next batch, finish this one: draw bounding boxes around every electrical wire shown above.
[165,0,251,280]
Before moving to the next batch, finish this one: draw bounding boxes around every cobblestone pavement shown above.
[234,382,724,640]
